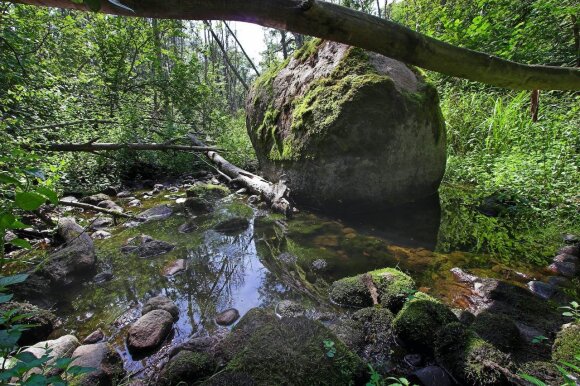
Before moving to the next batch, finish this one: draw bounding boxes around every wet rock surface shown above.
[142,296,179,320]
[70,342,125,385]
[127,309,174,354]
[213,217,250,234]
[215,308,240,326]
[121,234,175,258]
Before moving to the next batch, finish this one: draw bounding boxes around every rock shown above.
[216,308,364,385]
[80,193,110,206]
[558,244,580,257]
[184,197,213,214]
[117,191,132,198]
[410,366,453,386]
[127,199,141,207]
[127,309,174,354]
[450,267,480,284]
[43,218,96,286]
[4,230,17,242]
[169,333,228,360]
[90,217,114,230]
[563,234,579,244]
[457,310,476,325]
[91,230,112,240]
[121,235,175,258]
[0,302,56,345]
[93,269,113,284]
[392,292,456,352]
[202,371,256,386]
[70,342,125,385]
[248,195,260,204]
[435,322,514,385]
[163,259,186,276]
[471,312,521,352]
[276,300,305,318]
[404,354,423,367]
[101,187,118,196]
[552,323,580,363]
[517,362,565,386]
[142,296,179,320]
[329,267,415,311]
[312,259,328,271]
[186,183,229,200]
[547,261,577,278]
[527,280,556,300]
[553,253,579,264]
[246,40,445,211]
[60,195,79,203]
[277,252,297,265]
[178,221,198,233]
[159,350,214,386]
[215,308,240,326]
[137,205,173,222]
[154,183,164,190]
[213,217,250,234]
[83,328,105,344]
[547,276,570,287]
[23,335,80,368]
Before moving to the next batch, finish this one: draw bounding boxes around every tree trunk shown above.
[9,0,579,90]
[188,135,293,216]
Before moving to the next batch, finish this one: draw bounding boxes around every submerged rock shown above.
[275,300,305,318]
[70,342,125,385]
[158,350,214,386]
[163,259,186,276]
[246,40,446,211]
[127,309,174,354]
[215,308,240,326]
[142,296,179,320]
[178,220,198,234]
[83,328,105,344]
[80,193,110,206]
[97,199,123,212]
[213,217,250,234]
[137,205,173,222]
[121,234,175,258]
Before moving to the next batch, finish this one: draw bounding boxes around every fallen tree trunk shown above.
[8,0,580,90]
[58,200,136,219]
[23,142,216,152]
[189,134,293,216]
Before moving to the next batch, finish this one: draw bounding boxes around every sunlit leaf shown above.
[14,191,46,211]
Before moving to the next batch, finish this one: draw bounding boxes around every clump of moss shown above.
[472,312,521,352]
[222,309,364,385]
[392,292,456,351]
[159,350,215,386]
[369,268,415,311]
[202,371,256,386]
[552,323,580,363]
[435,322,514,386]
[186,183,230,201]
[518,361,564,385]
[292,38,323,61]
[352,307,394,345]
[0,302,56,346]
[329,275,372,308]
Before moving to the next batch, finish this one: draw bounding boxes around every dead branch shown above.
[58,200,136,219]
[21,142,217,152]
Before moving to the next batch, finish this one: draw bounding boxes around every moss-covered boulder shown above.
[218,308,365,385]
[186,183,229,201]
[329,268,415,310]
[435,322,514,386]
[158,350,215,386]
[472,312,521,352]
[552,323,580,363]
[392,292,456,351]
[246,39,446,211]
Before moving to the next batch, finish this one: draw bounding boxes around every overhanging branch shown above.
[7,0,580,90]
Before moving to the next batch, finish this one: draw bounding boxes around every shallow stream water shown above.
[49,184,559,376]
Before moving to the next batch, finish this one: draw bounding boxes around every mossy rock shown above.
[517,361,564,385]
[329,268,415,310]
[552,323,580,363]
[435,322,514,386]
[392,292,456,351]
[202,371,256,386]
[0,302,56,346]
[186,183,230,201]
[472,312,521,352]
[246,40,446,211]
[220,308,365,385]
[158,350,215,386]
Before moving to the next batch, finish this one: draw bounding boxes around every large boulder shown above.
[23,335,80,371]
[127,309,174,354]
[246,39,446,211]
[70,343,125,385]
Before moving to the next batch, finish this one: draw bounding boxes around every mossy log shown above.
[8,0,580,90]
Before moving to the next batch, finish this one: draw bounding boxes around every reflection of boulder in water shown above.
[341,193,441,250]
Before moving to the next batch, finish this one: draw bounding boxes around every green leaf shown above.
[0,213,16,229]
[0,294,13,304]
[562,312,574,317]
[0,274,29,287]
[10,238,32,249]
[15,191,47,211]
[66,365,96,375]
[54,357,74,369]
[16,351,40,363]
[517,373,547,386]
[0,174,22,187]
[35,186,58,205]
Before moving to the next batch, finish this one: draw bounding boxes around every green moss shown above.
[471,312,521,352]
[223,310,364,385]
[329,275,371,308]
[352,307,394,343]
[186,183,230,200]
[517,361,564,385]
[368,268,415,311]
[159,350,214,386]
[292,38,323,61]
[435,322,514,385]
[392,292,456,351]
[552,323,580,363]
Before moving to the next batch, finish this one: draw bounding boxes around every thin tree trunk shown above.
[11,0,578,90]
[224,22,260,76]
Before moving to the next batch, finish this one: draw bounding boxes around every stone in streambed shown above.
[121,234,175,258]
[553,253,579,264]
[91,230,112,239]
[97,199,123,212]
[83,328,105,344]
[527,280,556,300]
[214,217,249,234]
[137,204,173,222]
[163,259,186,276]
[558,244,580,257]
[127,309,174,354]
[547,261,577,278]
[142,295,179,320]
[70,342,125,385]
[215,308,240,326]
[80,193,110,206]
[0,302,56,346]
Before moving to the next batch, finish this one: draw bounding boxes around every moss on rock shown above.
[518,361,564,385]
[392,292,456,351]
[552,323,580,363]
[435,322,514,386]
[159,350,214,386]
[0,302,56,346]
[472,312,521,352]
[186,183,230,201]
[220,308,365,385]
